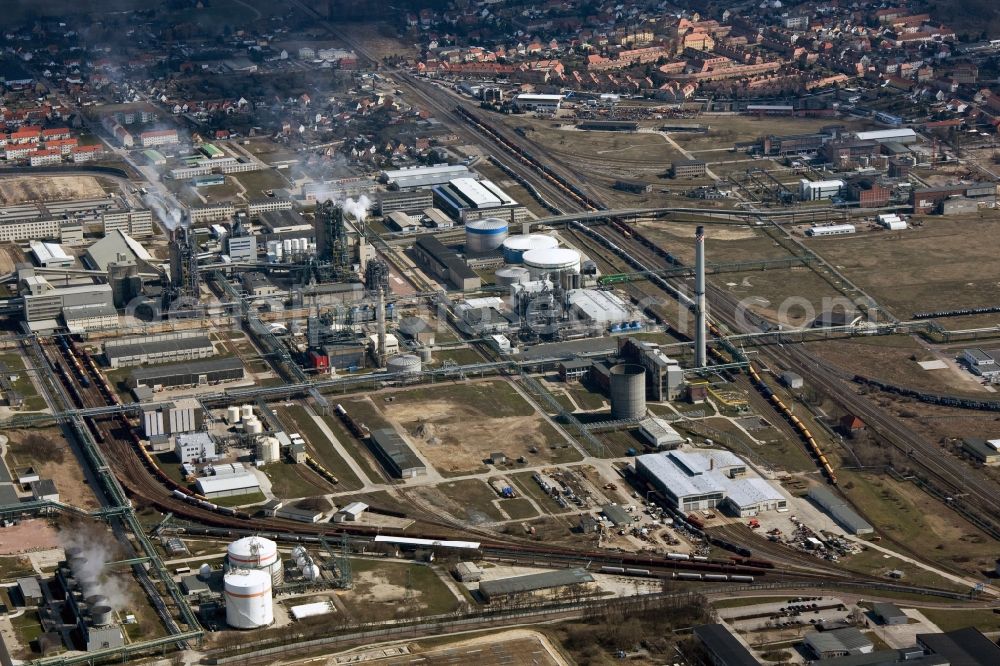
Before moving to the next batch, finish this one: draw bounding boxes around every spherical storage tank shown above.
[224,569,273,629]
[495,266,531,288]
[523,247,581,280]
[226,537,283,585]
[502,234,559,264]
[610,364,646,420]
[387,354,422,374]
[465,217,509,254]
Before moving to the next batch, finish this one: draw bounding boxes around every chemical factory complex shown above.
[2,1,1000,665]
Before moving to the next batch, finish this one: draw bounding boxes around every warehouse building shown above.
[29,241,73,268]
[807,486,874,535]
[412,235,481,291]
[195,463,260,498]
[128,357,245,390]
[872,602,909,626]
[105,332,216,368]
[369,428,426,478]
[853,128,917,145]
[478,568,593,602]
[692,624,760,666]
[566,289,631,328]
[962,438,1000,466]
[804,628,874,659]
[917,627,1000,665]
[512,94,564,112]
[639,417,684,449]
[960,348,1000,379]
[806,224,856,237]
[381,164,474,190]
[636,449,786,516]
[433,178,528,224]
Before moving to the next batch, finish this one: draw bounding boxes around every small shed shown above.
[30,479,59,502]
[16,577,43,605]
[489,452,507,465]
[578,514,601,534]
[602,503,632,527]
[781,371,804,389]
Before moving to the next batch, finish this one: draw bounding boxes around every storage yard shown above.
[0,175,108,204]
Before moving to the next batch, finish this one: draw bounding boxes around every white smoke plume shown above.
[60,527,133,612]
[341,195,371,224]
[143,192,185,231]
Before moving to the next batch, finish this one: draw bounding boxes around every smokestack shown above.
[376,287,387,367]
[695,226,707,368]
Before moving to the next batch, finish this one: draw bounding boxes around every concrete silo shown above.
[610,364,646,420]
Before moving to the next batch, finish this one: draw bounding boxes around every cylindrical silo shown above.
[418,347,432,363]
[465,218,508,254]
[522,247,581,280]
[387,354,422,374]
[258,436,279,463]
[245,419,264,435]
[502,234,559,263]
[224,569,273,629]
[226,537,283,585]
[226,406,241,424]
[610,364,646,420]
[241,404,254,420]
[495,266,531,288]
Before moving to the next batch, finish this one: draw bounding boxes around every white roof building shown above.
[30,241,73,267]
[195,463,260,498]
[566,289,631,326]
[639,417,685,449]
[853,128,917,143]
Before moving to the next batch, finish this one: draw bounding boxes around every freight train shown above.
[748,364,837,484]
[598,565,755,582]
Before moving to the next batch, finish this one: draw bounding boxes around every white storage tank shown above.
[523,247,581,280]
[386,354,422,374]
[245,418,264,435]
[241,405,254,420]
[502,234,559,263]
[465,217,509,254]
[282,239,292,253]
[226,406,241,424]
[258,436,279,463]
[226,536,283,585]
[224,569,273,629]
[495,266,531,288]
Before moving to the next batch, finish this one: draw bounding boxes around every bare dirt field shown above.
[807,216,1000,318]
[4,429,101,510]
[0,520,59,555]
[0,243,26,274]
[669,115,874,152]
[377,381,580,474]
[635,219,790,264]
[0,175,106,204]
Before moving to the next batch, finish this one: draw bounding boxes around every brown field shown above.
[669,115,874,152]
[3,429,101,511]
[0,519,59,555]
[0,175,106,204]
[375,380,580,474]
[807,217,1000,318]
[0,244,26,274]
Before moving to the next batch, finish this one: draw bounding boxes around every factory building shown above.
[478,568,594,603]
[962,438,1000,466]
[617,337,686,401]
[381,164,474,190]
[0,216,67,243]
[377,189,434,215]
[807,486,874,535]
[670,160,708,178]
[246,199,293,216]
[800,178,845,201]
[639,417,685,449]
[636,449,786,516]
[19,274,114,332]
[142,398,203,439]
[105,332,216,368]
[566,289,631,328]
[84,230,161,275]
[101,209,154,237]
[433,178,528,224]
[412,235,481,291]
[804,628,874,659]
[512,94,565,112]
[369,428,426,478]
[175,432,217,463]
[912,183,996,214]
[195,463,261,498]
[128,357,245,390]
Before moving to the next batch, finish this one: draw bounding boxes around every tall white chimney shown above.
[695,226,707,368]
[376,287,387,367]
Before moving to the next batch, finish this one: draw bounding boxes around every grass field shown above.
[417,479,506,524]
[214,491,267,508]
[509,472,570,515]
[837,471,998,577]
[260,461,328,499]
[317,409,388,484]
[499,497,538,520]
[274,404,363,491]
[0,352,45,410]
[229,169,290,195]
[342,559,459,622]
[669,115,873,152]
[916,607,1000,633]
